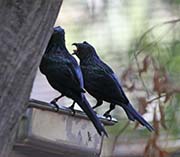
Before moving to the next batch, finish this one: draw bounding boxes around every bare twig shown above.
[111,121,130,156]
[135,24,175,56]
[137,18,180,49]
[133,52,151,97]
[147,94,166,104]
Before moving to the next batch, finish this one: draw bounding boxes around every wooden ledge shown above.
[28,99,117,125]
[10,99,117,157]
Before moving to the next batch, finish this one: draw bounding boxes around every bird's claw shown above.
[50,100,60,112]
[103,113,112,121]
[68,105,76,116]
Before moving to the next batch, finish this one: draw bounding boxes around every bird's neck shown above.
[80,54,99,65]
[45,41,69,54]
[49,36,66,48]
[52,40,66,49]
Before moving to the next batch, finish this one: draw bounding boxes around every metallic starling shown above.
[73,41,154,131]
[39,27,107,136]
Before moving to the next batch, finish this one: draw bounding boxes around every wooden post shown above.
[0,0,63,156]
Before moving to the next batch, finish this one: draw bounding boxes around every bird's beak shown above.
[72,43,78,46]
[72,43,79,55]
[72,51,76,55]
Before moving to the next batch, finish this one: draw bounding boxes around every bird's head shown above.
[53,26,65,35]
[72,41,96,60]
[51,26,65,43]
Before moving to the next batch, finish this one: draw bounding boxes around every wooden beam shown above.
[0,0,63,156]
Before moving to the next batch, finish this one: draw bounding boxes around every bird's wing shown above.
[45,55,85,93]
[99,59,129,102]
[67,55,84,89]
[84,60,129,104]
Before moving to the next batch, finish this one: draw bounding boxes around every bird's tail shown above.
[122,103,154,131]
[77,95,108,137]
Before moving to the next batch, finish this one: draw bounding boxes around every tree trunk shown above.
[0,0,63,156]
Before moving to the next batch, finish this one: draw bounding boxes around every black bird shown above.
[72,41,154,131]
[39,27,107,136]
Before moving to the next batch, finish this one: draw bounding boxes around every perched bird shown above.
[72,41,154,131]
[39,27,107,136]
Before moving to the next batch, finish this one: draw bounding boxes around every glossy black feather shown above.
[74,41,154,131]
[39,27,107,136]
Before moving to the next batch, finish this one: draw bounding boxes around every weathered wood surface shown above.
[9,99,116,157]
[0,0,62,156]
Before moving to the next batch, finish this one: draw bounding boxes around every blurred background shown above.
[31,0,180,156]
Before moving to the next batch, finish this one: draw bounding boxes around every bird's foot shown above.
[50,100,60,112]
[103,113,112,121]
[68,105,76,116]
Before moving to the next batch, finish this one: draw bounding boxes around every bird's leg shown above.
[68,101,76,115]
[50,94,64,111]
[92,100,103,109]
[103,103,116,120]
[50,94,64,104]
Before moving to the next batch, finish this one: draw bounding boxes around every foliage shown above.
[117,19,180,157]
